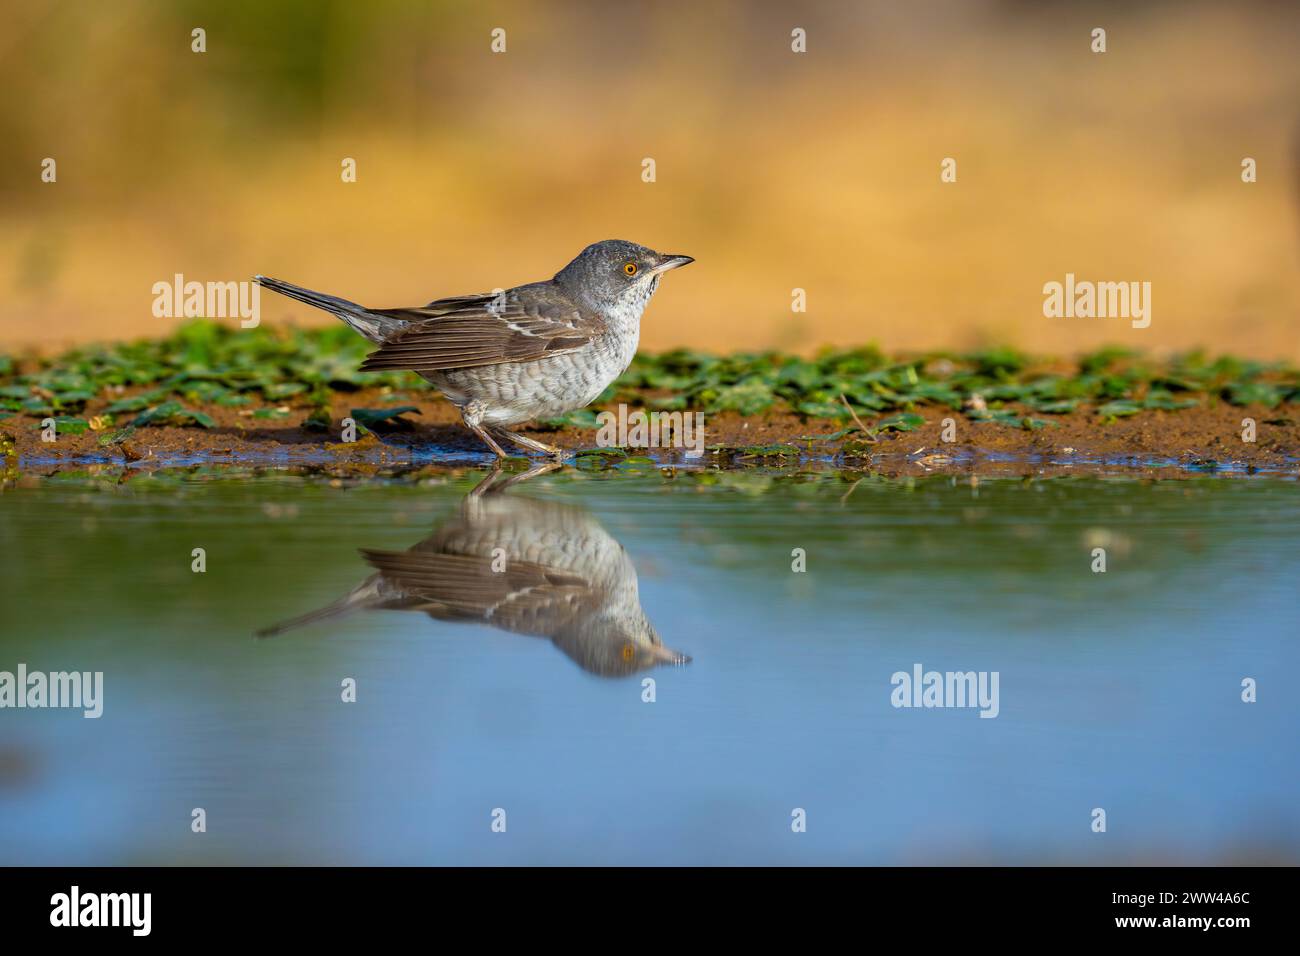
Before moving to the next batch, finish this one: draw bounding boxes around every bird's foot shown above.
[470,459,562,497]
[497,429,566,458]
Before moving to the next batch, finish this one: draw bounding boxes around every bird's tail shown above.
[254,275,404,343]
[255,575,388,638]
[255,595,359,638]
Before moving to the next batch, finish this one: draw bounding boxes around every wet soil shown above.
[4,387,1297,479]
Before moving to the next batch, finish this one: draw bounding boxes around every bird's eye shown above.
[622,262,638,276]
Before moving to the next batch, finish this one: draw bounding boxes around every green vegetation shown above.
[2,322,1298,433]
[613,343,1299,425]
[0,321,412,433]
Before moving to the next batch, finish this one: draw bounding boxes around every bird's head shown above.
[551,614,692,678]
[554,240,693,313]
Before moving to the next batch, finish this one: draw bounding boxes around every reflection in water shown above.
[258,465,690,677]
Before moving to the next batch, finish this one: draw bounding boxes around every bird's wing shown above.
[359,284,601,373]
[358,548,596,638]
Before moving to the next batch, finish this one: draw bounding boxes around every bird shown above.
[254,240,693,458]
[256,463,691,677]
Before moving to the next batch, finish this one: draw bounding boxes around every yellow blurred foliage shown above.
[2,0,1297,357]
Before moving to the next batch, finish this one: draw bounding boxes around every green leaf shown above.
[350,406,421,429]
[777,359,823,391]
[304,408,332,431]
[1078,346,1137,375]
[263,382,308,400]
[538,408,603,430]
[574,446,627,467]
[967,408,1025,427]
[1028,399,1079,414]
[1095,399,1142,419]
[1224,382,1281,408]
[871,412,925,434]
[132,401,184,426]
[1142,390,1199,411]
[185,410,216,428]
[709,379,776,416]
[105,391,165,414]
[735,444,802,458]
[131,401,213,428]
[31,416,90,435]
[20,397,53,415]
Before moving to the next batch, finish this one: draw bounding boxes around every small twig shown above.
[839,394,877,442]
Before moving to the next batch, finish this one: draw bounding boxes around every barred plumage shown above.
[255,240,693,457]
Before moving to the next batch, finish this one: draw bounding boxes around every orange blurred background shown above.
[2,0,1298,357]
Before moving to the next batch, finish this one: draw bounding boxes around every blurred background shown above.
[2,0,1298,357]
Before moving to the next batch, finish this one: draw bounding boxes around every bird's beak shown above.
[650,644,692,665]
[651,254,694,274]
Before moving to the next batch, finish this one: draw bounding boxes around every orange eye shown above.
[623,262,638,276]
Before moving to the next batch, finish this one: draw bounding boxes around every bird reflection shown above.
[258,463,690,677]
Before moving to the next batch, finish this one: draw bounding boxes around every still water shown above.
[2,466,1298,864]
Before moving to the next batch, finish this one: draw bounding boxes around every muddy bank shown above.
[7,321,1299,478]
[4,386,1297,479]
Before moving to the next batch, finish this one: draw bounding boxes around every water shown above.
[2,466,1298,864]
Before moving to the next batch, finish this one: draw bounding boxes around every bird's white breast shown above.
[429,293,651,427]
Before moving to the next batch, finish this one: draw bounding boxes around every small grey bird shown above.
[257,464,690,677]
[255,240,693,457]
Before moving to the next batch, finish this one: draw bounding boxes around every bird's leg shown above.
[494,460,564,490]
[469,424,509,458]
[460,403,509,459]
[468,463,511,499]
[495,429,565,458]
[468,458,561,499]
